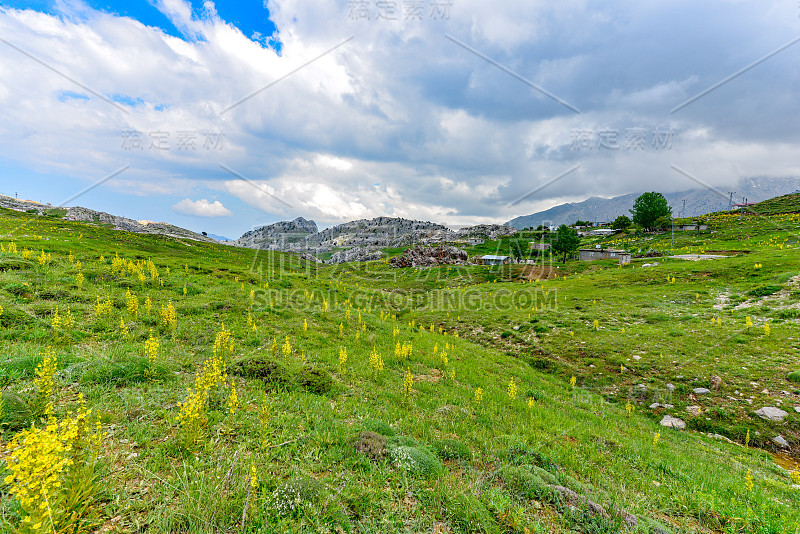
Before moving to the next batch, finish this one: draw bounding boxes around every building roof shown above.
[578,248,627,253]
[480,255,510,260]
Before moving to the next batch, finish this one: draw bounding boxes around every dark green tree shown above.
[551,224,580,263]
[630,192,672,232]
[611,215,632,230]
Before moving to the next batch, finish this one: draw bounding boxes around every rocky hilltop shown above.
[232,217,318,250]
[0,195,215,243]
[65,207,218,243]
[233,216,519,257]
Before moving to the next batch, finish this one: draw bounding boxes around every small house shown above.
[589,228,617,236]
[478,255,510,266]
[467,238,485,245]
[578,248,630,265]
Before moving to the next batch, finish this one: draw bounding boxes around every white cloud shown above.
[172,198,232,217]
[0,0,797,237]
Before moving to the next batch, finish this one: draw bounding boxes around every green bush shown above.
[390,446,442,479]
[432,439,471,461]
[787,371,800,383]
[230,357,295,389]
[300,367,334,395]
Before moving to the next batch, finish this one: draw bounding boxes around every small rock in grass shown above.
[693,387,711,395]
[650,403,662,409]
[666,383,675,391]
[755,406,788,422]
[772,435,790,448]
[710,375,722,388]
[686,405,700,416]
[659,415,686,430]
[794,406,800,413]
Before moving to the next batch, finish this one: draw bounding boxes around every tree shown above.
[551,224,580,263]
[611,215,632,231]
[574,220,591,227]
[630,192,672,232]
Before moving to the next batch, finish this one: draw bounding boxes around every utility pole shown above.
[671,216,674,256]
[728,191,735,211]
[681,199,686,219]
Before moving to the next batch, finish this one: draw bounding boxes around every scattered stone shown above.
[686,405,701,416]
[711,433,734,444]
[710,375,722,388]
[772,435,790,448]
[693,388,711,395]
[666,383,675,391]
[792,485,800,490]
[762,388,770,394]
[633,355,641,360]
[659,415,686,430]
[755,406,788,422]
[650,403,662,409]
[794,406,800,413]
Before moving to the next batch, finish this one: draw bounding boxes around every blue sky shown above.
[0,0,798,238]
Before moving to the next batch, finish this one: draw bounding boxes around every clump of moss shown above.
[353,431,387,461]
[787,371,800,383]
[390,446,441,479]
[432,439,471,461]
[361,418,395,436]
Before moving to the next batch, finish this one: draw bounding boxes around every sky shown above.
[0,0,798,238]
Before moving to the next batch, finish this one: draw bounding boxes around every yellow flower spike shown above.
[764,323,770,336]
[507,380,517,401]
[570,376,576,389]
[745,469,754,492]
[474,387,483,404]
[403,368,413,397]
[653,431,660,446]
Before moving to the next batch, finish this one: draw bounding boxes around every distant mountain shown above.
[206,233,233,242]
[505,177,800,228]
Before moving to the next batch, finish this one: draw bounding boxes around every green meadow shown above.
[1,197,799,533]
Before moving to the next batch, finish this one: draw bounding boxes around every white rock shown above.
[772,435,790,448]
[660,415,686,430]
[693,388,711,395]
[686,405,701,416]
[794,406,800,413]
[755,406,789,422]
[666,383,675,391]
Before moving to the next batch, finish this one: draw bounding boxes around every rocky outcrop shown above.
[65,207,217,243]
[389,245,469,268]
[308,217,453,249]
[232,217,318,250]
[326,247,384,264]
[456,224,517,240]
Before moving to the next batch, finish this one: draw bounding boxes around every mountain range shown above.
[505,177,800,229]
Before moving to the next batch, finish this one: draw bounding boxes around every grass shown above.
[0,205,799,532]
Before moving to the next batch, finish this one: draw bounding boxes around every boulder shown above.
[659,415,686,430]
[693,387,711,395]
[686,405,701,416]
[755,406,788,422]
[772,435,790,448]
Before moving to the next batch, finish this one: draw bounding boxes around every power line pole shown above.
[728,191,735,211]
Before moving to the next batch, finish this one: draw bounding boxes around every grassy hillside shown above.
[0,206,799,533]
